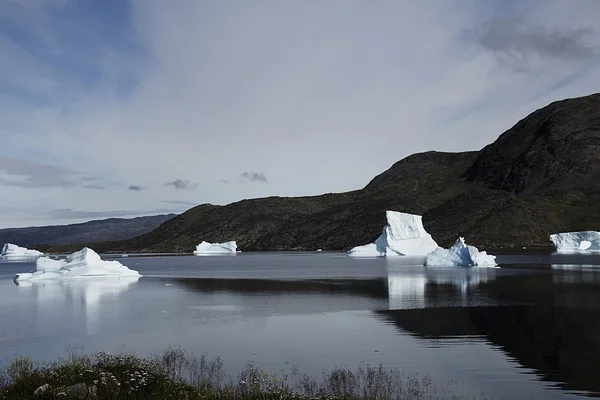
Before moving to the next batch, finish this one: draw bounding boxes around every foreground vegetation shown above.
[0,348,490,400]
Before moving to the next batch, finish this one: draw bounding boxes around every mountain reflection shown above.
[15,278,140,335]
[377,304,600,396]
[172,267,499,312]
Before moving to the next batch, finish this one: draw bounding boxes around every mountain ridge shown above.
[0,214,177,248]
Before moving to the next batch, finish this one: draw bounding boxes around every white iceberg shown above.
[14,247,141,281]
[425,237,497,267]
[193,240,237,255]
[348,211,438,257]
[550,231,600,253]
[0,243,44,260]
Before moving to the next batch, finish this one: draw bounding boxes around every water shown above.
[2,252,600,399]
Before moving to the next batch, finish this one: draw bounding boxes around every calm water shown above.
[2,252,600,399]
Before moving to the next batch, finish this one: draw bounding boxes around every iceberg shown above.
[348,211,438,257]
[14,247,141,281]
[193,240,237,255]
[0,243,44,260]
[550,231,600,253]
[425,237,497,267]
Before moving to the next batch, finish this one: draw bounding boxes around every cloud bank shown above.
[0,0,599,227]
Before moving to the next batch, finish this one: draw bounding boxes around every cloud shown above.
[160,200,197,206]
[0,155,88,188]
[164,179,198,190]
[44,208,175,220]
[82,185,105,190]
[239,172,268,183]
[462,18,598,71]
[128,184,144,191]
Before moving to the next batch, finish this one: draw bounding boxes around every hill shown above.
[45,93,600,253]
[0,214,177,249]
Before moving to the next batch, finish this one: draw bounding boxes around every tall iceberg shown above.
[348,211,438,257]
[425,237,497,267]
[193,241,237,255]
[0,243,44,260]
[550,231,600,253]
[15,247,141,281]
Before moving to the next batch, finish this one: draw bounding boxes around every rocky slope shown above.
[45,93,600,252]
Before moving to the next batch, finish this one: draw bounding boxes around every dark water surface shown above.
[2,251,600,399]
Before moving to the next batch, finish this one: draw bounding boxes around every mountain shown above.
[0,214,177,248]
[45,93,600,253]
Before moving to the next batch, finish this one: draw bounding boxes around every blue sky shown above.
[1,0,599,228]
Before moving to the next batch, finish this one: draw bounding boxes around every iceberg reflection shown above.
[15,277,140,335]
[387,268,497,309]
[552,264,600,284]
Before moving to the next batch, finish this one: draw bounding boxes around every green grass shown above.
[0,348,492,400]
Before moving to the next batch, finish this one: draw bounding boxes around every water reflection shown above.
[387,273,426,309]
[15,278,140,335]
[387,268,498,309]
[377,305,600,396]
[552,264,600,284]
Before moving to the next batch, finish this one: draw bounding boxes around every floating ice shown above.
[193,241,237,255]
[0,243,44,261]
[425,237,497,267]
[348,211,438,257]
[550,231,600,253]
[14,247,141,281]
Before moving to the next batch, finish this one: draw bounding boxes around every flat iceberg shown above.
[0,243,44,261]
[348,211,438,257]
[193,241,237,255]
[550,231,600,253]
[425,237,497,267]
[14,247,141,281]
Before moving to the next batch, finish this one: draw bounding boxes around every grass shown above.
[0,347,491,400]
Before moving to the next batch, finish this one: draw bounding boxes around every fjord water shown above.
[1,253,600,399]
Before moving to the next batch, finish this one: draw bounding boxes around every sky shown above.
[1,0,599,228]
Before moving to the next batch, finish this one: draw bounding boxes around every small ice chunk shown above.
[14,247,141,281]
[0,243,44,260]
[193,241,237,255]
[425,237,497,267]
[348,211,438,257]
[550,231,600,253]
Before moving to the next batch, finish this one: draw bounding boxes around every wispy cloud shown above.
[462,18,598,71]
[82,185,105,190]
[160,200,197,206]
[128,184,144,191]
[164,179,198,190]
[239,172,267,183]
[0,155,89,188]
[44,208,176,220]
